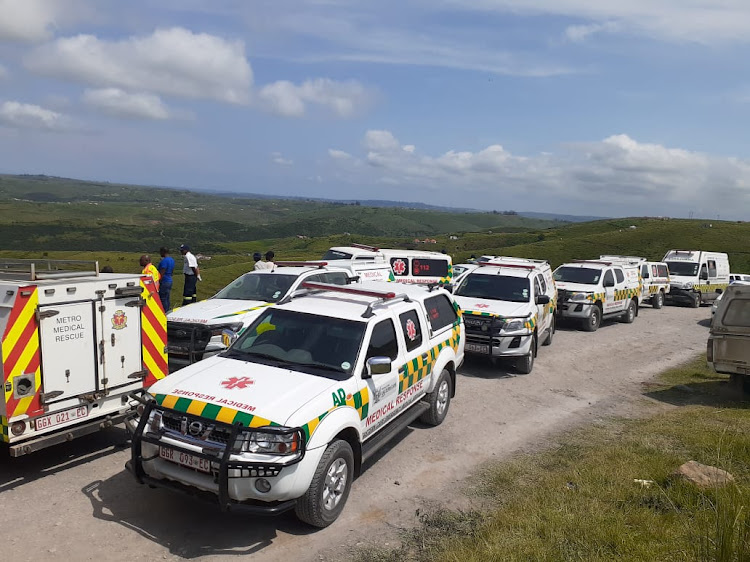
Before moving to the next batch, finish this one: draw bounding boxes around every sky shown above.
[1,0,749,219]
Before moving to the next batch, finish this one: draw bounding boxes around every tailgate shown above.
[712,334,750,372]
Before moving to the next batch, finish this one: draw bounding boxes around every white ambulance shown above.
[323,244,453,285]
[453,257,556,374]
[128,281,464,527]
[599,255,671,309]
[166,261,389,371]
[554,259,642,331]
[663,250,730,307]
[0,259,167,456]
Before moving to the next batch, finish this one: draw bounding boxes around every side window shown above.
[658,264,668,277]
[537,274,547,293]
[425,294,458,331]
[708,260,717,277]
[366,320,399,360]
[306,273,325,283]
[399,310,423,352]
[700,264,708,278]
[615,269,625,283]
[534,277,543,299]
[603,270,615,287]
[390,257,410,277]
[324,272,349,285]
[641,265,649,278]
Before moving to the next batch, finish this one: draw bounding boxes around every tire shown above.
[690,292,702,308]
[542,315,555,346]
[420,369,452,426]
[295,440,354,528]
[651,291,664,309]
[516,335,537,374]
[621,299,637,323]
[582,306,601,332]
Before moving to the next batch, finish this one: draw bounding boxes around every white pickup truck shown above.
[128,281,464,527]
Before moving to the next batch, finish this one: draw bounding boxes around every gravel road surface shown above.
[0,305,711,561]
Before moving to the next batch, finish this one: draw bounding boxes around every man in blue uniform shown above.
[157,247,175,311]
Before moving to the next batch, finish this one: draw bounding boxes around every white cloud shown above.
[25,27,253,104]
[328,149,351,159]
[0,100,73,131]
[564,21,620,43]
[83,88,177,120]
[271,152,293,166]
[331,129,750,217]
[258,78,374,118]
[0,0,56,42]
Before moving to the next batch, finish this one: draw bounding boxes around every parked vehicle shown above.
[707,283,750,390]
[0,259,167,456]
[554,260,642,331]
[453,257,556,374]
[663,250,729,307]
[128,281,464,527]
[600,255,671,309]
[730,273,750,283]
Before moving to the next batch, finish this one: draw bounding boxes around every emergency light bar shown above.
[478,262,536,270]
[274,261,328,268]
[350,243,380,252]
[300,281,396,299]
[573,260,612,266]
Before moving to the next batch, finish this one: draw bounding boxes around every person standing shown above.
[140,255,160,290]
[180,244,200,306]
[253,251,266,271]
[264,250,276,271]
[157,247,175,311]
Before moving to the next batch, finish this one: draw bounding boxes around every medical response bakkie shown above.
[453,257,556,374]
[707,283,750,391]
[128,281,464,527]
[663,250,730,308]
[166,261,389,371]
[0,259,167,456]
[554,260,642,331]
[323,244,453,285]
[600,255,671,309]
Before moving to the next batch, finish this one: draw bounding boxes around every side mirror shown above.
[364,356,391,378]
[536,295,551,305]
[701,271,709,280]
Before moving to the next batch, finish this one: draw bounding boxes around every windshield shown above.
[322,250,352,261]
[455,274,530,303]
[553,267,602,285]
[666,261,699,277]
[229,309,365,380]
[213,273,297,302]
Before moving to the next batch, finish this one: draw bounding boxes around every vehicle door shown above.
[640,264,651,299]
[534,274,549,334]
[602,268,618,313]
[360,316,402,439]
[614,267,628,311]
[97,293,144,393]
[706,259,718,296]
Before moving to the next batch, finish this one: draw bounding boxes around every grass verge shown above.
[354,359,750,562]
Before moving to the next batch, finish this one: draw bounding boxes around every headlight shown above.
[570,293,589,301]
[683,282,694,289]
[237,428,303,457]
[502,320,526,332]
[211,322,244,337]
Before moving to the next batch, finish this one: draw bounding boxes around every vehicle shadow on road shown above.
[459,356,516,379]
[0,428,129,494]
[697,318,712,328]
[82,470,316,558]
[644,380,750,409]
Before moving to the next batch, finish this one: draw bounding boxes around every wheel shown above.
[542,315,555,346]
[420,369,452,426]
[651,291,664,309]
[621,299,636,323]
[516,335,537,374]
[690,292,702,308]
[295,440,354,528]
[582,306,601,332]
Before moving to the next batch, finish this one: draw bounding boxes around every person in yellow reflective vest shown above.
[140,254,160,291]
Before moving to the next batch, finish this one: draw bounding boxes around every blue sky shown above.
[1,0,749,219]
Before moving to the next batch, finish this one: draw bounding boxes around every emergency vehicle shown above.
[166,262,390,371]
[599,255,671,309]
[707,283,750,391]
[554,259,642,332]
[323,244,453,285]
[0,259,166,456]
[663,250,730,307]
[128,281,464,527]
[453,257,556,374]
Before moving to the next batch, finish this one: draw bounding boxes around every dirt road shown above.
[0,305,711,561]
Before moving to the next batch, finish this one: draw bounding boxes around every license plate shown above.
[35,405,89,431]
[465,343,490,354]
[159,447,212,473]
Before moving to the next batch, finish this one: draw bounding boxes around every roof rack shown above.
[0,259,100,281]
[599,255,645,261]
[298,281,411,318]
[487,256,549,265]
[477,262,536,271]
[573,260,612,266]
[274,261,328,268]
[350,243,380,252]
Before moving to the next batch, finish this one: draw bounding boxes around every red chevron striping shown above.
[141,302,167,341]
[142,333,167,377]
[3,319,38,380]
[2,287,34,340]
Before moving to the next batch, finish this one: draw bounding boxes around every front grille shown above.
[167,322,212,356]
[464,316,504,336]
[161,409,234,447]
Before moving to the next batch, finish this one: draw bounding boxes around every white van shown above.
[600,255,671,309]
[324,244,453,285]
[663,250,730,307]
[453,257,556,374]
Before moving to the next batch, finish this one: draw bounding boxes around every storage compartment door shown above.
[38,301,98,401]
[99,299,143,391]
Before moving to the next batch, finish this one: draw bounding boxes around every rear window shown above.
[722,299,750,327]
[390,257,410,277]
[322,250,352,260]
[657,264,668,277]
[425,294,458,331]
[399,310,423,351]
[412,259,449,278]
[615,269,625,283]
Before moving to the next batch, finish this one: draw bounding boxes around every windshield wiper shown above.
[294,362,346,374]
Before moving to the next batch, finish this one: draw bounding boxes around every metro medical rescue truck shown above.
[0,259,167,456]
[663,250,730,308]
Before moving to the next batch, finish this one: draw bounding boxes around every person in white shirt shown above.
[180,244,200,305]
[254,250,276,271]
